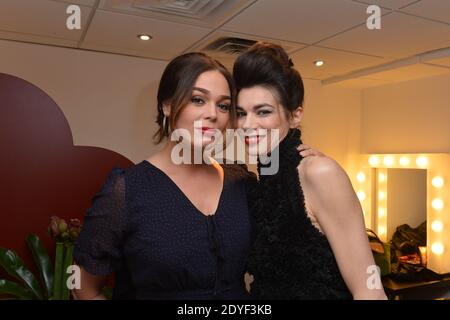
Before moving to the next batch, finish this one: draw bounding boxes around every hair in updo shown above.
[233,42,304,115]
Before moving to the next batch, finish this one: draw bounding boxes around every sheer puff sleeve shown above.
[73,167,127,276]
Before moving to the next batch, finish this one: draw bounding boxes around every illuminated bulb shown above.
[416,156,428,168]
[399,157,410,166]
[431,220,443,233]
[378,226,386,235]
[314,60,324,67]
[378,191,386,200]
[138,34,152,41]
[431,242,444,255]
[383,156,394,167]
[432,176,444,188]
[369,156,379,167]
[378,208,386,218]
[378,173,386,183]
[432,198,444,211]
[356,172,366,183]
[357,191,366,201]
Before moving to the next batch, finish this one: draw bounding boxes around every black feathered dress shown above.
[247,129,352,299]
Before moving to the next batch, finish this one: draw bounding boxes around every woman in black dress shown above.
[73,52,255,300]
[233,42,387,300]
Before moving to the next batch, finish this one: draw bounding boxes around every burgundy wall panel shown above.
[0,73,134,289]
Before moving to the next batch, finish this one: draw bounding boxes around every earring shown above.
[162,115,167,132]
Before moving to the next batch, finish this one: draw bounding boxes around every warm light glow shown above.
[416,156,428,168]
[314,60,324,67]
[431,242,444,255]
[432,176,444,188]
[383,156,394,166]
[356,172,366,183]
[357,191,366,201]
[378,173,386,183]
[369,156,379,167]
[431,220,444,233]
[432,198,444,211]
[399,157,410,166]
[378,191,386,200]
[378,226,386,235]
[138,34,152,41]
[378,208,386,218]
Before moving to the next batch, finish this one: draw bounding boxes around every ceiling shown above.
[1,0,450,89]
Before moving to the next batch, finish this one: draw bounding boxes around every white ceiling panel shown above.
[98,0,256,28]
[319,12,450,59]
[351,0,420,10]
[290,46,387,80]
[0,0,91,46]
[401,0,450,24]
[81,10,212,60]
[189,30,306,70]
[51,0,98,6]
[222,0,376,44]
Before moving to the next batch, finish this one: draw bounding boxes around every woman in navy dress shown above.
[73,52,255,300]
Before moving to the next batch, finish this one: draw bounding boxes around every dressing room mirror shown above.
[375,168,427,243]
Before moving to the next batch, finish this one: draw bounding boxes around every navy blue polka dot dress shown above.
[74,160,255,300]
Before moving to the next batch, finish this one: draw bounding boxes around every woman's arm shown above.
[71,266,108,300]
[299,156,387,300]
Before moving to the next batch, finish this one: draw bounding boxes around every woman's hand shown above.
[71,266,108,300]
[297,144,325,158]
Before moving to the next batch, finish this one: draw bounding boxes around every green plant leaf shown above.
[0,248,43,300]
[52,242,64,300]
[0,279,35,300]
[26,234,54,299]
[61,244,74,300]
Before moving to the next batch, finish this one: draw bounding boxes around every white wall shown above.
[361,73,450,154]
[0,39,166,163]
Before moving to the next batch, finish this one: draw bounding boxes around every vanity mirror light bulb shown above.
[378,208,386,218]
[357,191,366,201]
[432,176,444,188]
[399,157,410,166]
[356,172,366,183]
[431,220,443,233]
[383,156,394,166]
[416,156,428,168]
[369,156,379,167]
[378,191,386,200]
[432,198,444,211]
[431,242,444,255]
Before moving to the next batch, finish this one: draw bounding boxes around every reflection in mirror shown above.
[374,168,428,267]
[384,168,427,242]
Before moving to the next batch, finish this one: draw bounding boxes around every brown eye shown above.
[218,103,231,112]
[191,97,205,105]
[237,111,246,118]
[257,110,272,116]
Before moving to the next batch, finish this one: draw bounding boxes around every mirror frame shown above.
[352,153,450,274]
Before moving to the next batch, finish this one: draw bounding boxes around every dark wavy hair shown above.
[153,52,236,144]
[233,42,304,116]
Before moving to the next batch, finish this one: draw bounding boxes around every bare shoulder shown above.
[298,155,346,184]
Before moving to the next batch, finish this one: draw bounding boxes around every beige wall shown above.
[361,73,450,154]
[303,81,361,171]
[0,39,166,163]
[0,39,361,168]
